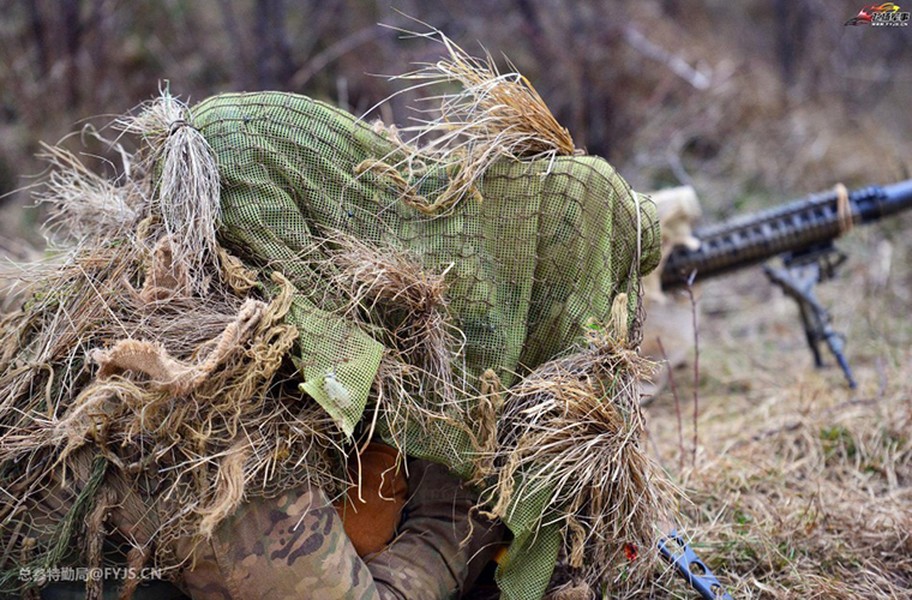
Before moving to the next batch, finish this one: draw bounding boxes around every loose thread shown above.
[684,278,700,469]
[656,337,685,474]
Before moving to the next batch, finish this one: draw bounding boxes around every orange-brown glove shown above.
[333,442,408,556]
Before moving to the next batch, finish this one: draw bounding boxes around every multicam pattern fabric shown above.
[178,460,502,600]
[39,460,501,600]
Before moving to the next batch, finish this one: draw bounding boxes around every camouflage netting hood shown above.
[0,42,672,600]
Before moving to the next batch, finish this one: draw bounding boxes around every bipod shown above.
[658,529,734,599]
[762,243,857,388]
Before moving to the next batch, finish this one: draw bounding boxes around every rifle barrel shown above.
[661,180,912,290]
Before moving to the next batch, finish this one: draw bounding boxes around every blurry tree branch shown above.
[775,0,803,87]
[254,0,294,89]
[217,0,248,88]
[290,26,381,89]
[61,0,84,105]
[621,26,711,90]
[23,0,49,77]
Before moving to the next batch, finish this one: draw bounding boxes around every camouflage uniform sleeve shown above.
[179,483,382,600]
[177,460,504,600]
[365,459,504,600]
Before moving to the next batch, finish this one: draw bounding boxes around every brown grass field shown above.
[645,227,912,598]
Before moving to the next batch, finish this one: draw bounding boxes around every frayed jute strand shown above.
[198,441,251,538]
[118,88,221,294]
[90,298,267,396]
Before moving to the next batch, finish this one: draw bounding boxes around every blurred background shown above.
[3,3,912,595]
[2,0,911,247]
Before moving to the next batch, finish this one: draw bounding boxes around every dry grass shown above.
[644,237,912,598]
[360,25,578,216]
[115,87,222,294]
[319,232,474,455]
[35,139,145,244]
[325,232,462,397]
[0,99,343,595]
[488,319,679,595]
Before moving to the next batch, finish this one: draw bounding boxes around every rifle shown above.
[660,179,912,387]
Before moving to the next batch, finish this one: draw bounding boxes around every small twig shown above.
[875,356,888,401]
[621,26,711,90]
[657,337,685,474]
[289,27,381,89]
[666,131,696,188]
[685,271,700,468]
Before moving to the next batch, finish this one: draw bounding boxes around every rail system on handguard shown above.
[661,180,912,387]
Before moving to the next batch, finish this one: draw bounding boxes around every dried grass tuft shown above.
[365,26,577,215]
[325,233,461,392]
[0,126,341,596]
[321,233,471,447]
[36,141,145,244]
[116,87,221,294]
[488,323,678,592]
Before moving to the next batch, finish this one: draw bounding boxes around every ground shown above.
[644,228,912,598]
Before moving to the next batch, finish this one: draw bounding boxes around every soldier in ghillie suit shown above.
[1,37,673,600]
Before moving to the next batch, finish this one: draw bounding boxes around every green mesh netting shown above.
[190,91,660,599]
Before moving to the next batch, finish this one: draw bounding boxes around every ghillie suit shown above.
[0,40,673,600]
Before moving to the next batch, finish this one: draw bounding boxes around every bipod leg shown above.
[658,529,734,599]
[763,264,857,388]
[797,300,825,368]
